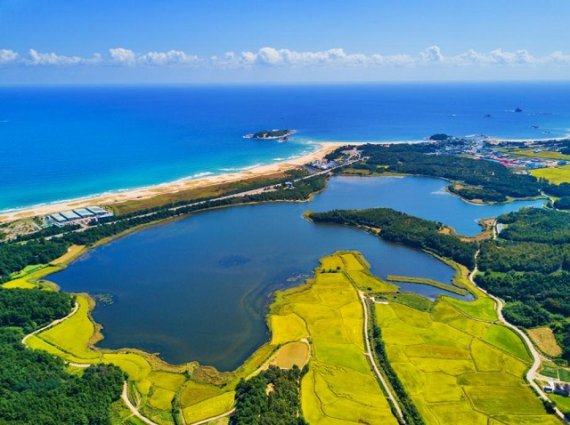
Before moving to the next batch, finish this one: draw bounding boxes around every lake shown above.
[52,176,545,370]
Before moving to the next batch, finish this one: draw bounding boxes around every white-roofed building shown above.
[73,208,94,218]
[61,210,81,220]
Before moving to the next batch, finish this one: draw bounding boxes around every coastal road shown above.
[469,250,566,422]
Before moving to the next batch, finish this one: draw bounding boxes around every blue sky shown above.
[1,0,570,83]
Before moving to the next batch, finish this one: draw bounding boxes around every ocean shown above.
[1,83,569,211]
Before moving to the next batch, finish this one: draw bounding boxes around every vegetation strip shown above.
[386,274,469,296]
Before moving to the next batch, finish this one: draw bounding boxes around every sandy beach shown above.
[0,142,348,224]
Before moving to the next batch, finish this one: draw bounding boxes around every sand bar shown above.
[0,142,347,224]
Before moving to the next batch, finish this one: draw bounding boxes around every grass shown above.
[387,274,469,296]
[381,293,433,311]
[2,245,86,289]
[109,172,290,215]
[375,295,557,424]
[483,324,532,362]
[549,394,570,413]
[271,252,399,424]
[532,165,570,184]
[36,295,101,360]
[437,257,498,322]
[352,270,398,292]
[528,327,563,358]
[27,252,394,424]
[26,249,543,424]
[507,148,570,161]
[269,313,308,345]
[445,295,497,322]
[541,366,570,382]
[2,265,58,289]
[181,392,235,424]
[51,245,87,265]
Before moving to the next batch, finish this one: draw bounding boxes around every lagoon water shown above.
[53,176,545,370]
[1,83,570,210]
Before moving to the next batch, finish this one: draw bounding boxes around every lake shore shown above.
[0,141,347,224]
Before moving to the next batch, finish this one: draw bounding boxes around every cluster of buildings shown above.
[434,138,568,172]
[544,381,570,397]
[310,159,338,170]
[45,206,113,227]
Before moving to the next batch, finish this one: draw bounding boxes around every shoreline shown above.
[1,134,564,224]
[0,141,347,224]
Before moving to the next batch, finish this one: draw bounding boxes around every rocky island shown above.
[244,129,295,141]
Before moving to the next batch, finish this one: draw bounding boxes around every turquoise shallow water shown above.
[1,83,569,211]
[52,176,544,370]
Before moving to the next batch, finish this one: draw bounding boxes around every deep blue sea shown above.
[1,83,569,211]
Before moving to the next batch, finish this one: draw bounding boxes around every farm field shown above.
[2,244,86,289]
[540,366,570,382]
[24,250,399,424]
[531,165,570,185]
[20,247,561,424]
[25,289,280,425]
[270,251,399,424]
[503,148,570,161]
[528,327,563,358]
[375,295,559,425]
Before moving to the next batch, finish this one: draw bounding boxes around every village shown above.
[433,135,570,172]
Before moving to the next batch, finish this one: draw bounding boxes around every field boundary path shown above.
[186,408,235,425]
[357,289,407,423]
[469,250,566,422]
[121,382,159,425]
[20,301,161,425]
[21,301,79,345]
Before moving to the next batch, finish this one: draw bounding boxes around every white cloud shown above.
[226,47,410,67]
[140,50,199,65]
[27,49,86,65]
[488,48,534,64]
[0,49,18,64]
[108,48,200,65]
[109,48,136,64]
[420,45,443,62]
[1,46,570,70]
[548,51,570,64]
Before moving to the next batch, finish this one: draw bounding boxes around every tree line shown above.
[328,142,570,204]
[0,175,328,282]
[370,310,425,425]
[232,365,308,425]
[0,287,124,424]
[309,208,477,268]
[476,208,570,361]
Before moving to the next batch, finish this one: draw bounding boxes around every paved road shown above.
[469,250,566,422]
[47,158,361,242]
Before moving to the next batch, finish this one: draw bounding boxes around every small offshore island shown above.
[2,135,570,425]
[243,129,296,141]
